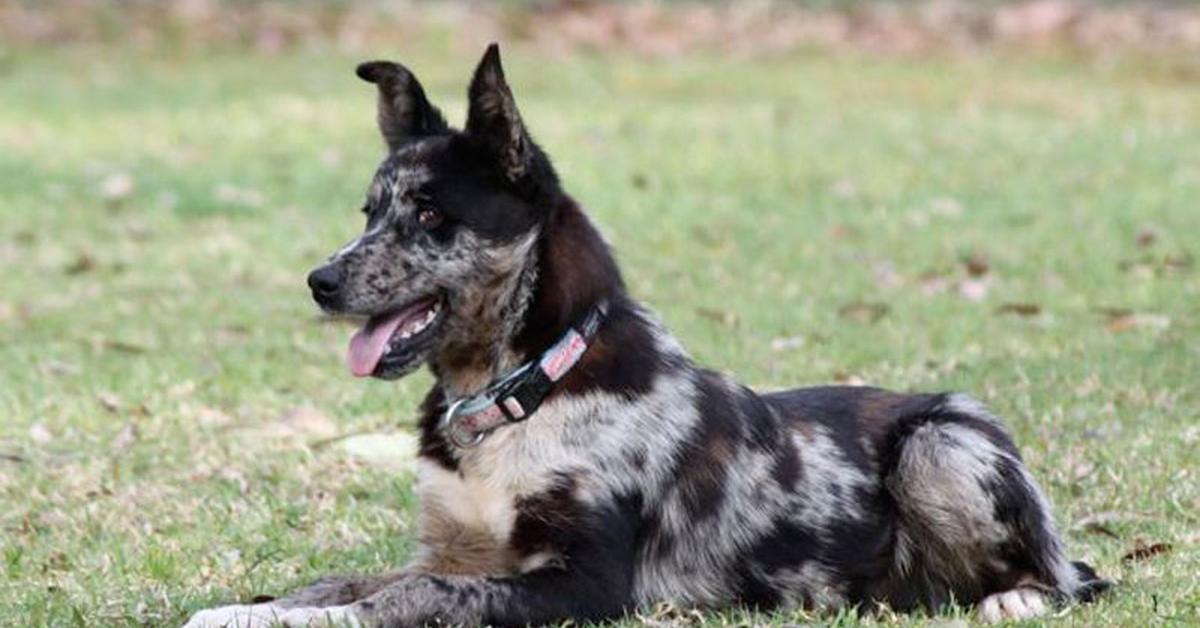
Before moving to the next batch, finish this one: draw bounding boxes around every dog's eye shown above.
[417,207,443,230]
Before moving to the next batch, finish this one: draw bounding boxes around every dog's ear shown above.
[356,61,449,150]
[465,44,535,184]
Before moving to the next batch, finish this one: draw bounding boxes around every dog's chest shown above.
[413,423,571,575]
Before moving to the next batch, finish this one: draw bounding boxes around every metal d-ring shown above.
[442,398,488,449]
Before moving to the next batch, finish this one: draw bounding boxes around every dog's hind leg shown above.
[882,394,1109,621]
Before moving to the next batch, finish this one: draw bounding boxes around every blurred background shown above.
[1,1,1197,626]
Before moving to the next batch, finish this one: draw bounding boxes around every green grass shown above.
[1,44,1197,626]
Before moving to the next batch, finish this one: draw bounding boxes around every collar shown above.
[439,300,609,449]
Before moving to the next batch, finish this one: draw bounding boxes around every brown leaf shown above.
[102,339,150,354]
[1103,310,1171,333]
[96,391,122,413]
[64,253,95,275]
[1122,539,1173,562]
[696,307,740,328]
[837,301,889,324]
[996,302,1042,317]
[1081,522,1120,539]
[1164,253,1194,272]
[1136,228,1158,248]
[963,252,990,277]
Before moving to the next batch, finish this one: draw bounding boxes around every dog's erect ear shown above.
[465,44,534,184]
[356,61,449,150]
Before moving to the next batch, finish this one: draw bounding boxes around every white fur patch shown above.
[182,603,361,628]
[417,459,518,543]
[978,587,1049,623]
[182,603,285,628]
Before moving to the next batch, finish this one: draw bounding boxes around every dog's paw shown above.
[182,604,361,628]
[278,606,362,627]
[182,603,286,628]
[978,587,1050,623]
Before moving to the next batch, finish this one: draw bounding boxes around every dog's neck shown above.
[431,198,625,400]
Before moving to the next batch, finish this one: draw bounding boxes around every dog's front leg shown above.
[346,561,634,627]
[346,509,635,627]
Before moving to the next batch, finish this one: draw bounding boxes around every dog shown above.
[185,44,1109,627]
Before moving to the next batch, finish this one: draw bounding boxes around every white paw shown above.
[978,587,1050,623]
[182,603,286,628]
[279,606,363,628]
[182,604,361,628]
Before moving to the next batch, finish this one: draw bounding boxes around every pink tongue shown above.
[347,310,411,377]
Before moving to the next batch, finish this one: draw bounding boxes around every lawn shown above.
[1,42,1197,626]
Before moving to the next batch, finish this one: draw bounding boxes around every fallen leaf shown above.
[833,371,867,386]
[831,179,857,199]
[280,406,337,439]
[96,391,121,413]
[696,307,739,328]
[958,278,991,302]
[1105,311,1170,333]
[770,335,806,352]
[1122,539,1173,562]
[337,432,418,471]
[39,360,79,376]
[29,423,53,444]
[963,252,990,277]
[64,253,95,275]
[1164,253,1194,272]
[99,172,134,202]
[214,183,264,208]
[1136,228,1158,248]
[169,381,197,398]
[1070,460,1095,481]
[873,261,901,290]
[1081,522,1120,539]
[110,422,138,455]
[930,197,963,218]
[837,301,889,324]
[996,302,1042,317]
[101,338,150,354]
[194,405,232,427]
[918,271,950,296]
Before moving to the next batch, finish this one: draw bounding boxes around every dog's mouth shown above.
[346,295,446,378]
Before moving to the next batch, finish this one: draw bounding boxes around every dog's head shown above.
[308,44,560,380]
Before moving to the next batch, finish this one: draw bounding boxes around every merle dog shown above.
[185,45,1108,627]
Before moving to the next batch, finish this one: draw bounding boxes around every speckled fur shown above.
[185,45,1108,628]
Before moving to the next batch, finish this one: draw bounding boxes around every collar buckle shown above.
[439,300,610,450]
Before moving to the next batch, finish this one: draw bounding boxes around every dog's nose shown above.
[307,264,343,305]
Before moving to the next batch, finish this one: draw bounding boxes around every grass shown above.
[1,42,1198,627]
